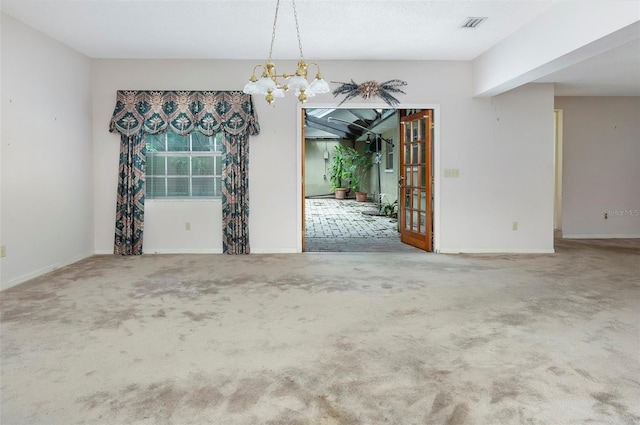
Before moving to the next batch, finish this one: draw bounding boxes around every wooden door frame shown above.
[301,110,306,251]
[296,103,441,253]
[554,109,563,231]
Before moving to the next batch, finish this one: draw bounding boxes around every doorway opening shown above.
[554,109,563,233]
[302,107,434,253]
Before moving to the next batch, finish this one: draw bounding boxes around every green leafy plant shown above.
[344,147,372,193]
[379,194,398,218]
[328,145,349,191]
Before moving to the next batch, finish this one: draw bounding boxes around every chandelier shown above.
[242,0,330,105]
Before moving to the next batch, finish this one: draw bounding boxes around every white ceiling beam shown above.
[472,1,640,97]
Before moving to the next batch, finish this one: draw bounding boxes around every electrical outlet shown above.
[604,212,608,220]
[512,221,518,231]
[1,246,6,257]
[185,222,191,231]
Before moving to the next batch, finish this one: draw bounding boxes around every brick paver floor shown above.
[304,198,424,253]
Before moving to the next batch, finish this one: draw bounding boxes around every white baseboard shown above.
[562,234,640,239]
[98,248,298,255]
[144,249,222,254]
[438,248,555,254]
[249,248,297,254]
[1,251,94,291]
[97,248,222,255]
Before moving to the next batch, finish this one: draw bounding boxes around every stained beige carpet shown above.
[1,238,639,424]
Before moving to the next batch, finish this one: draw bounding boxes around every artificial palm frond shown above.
[332,79,407,107]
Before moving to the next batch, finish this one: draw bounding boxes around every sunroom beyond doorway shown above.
[303,107,430,253]
[304,197,423,253]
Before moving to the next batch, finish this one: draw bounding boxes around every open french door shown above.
[399,110,433,251]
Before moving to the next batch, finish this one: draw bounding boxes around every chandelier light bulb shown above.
[256,76,277,94]
[288,74,310,91]
[243,79,261,95]
[310,76,330,94]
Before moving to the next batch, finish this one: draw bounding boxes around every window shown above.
[145,132,223,198]
[385,138,394,172]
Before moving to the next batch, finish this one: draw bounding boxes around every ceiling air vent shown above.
[461,17,487,28]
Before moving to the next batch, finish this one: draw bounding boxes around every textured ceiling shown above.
[0,0,559,60]
[2,0,639,96]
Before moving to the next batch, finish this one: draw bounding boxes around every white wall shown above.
[92,59,555,254]
[304,139,347,197]
[143,200,222,253]
[448,83,555,252]
[557,97,640,238]
[1,14,93,289]
[377,126,400,206]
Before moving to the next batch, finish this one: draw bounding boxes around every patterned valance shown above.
[109,90,260,137]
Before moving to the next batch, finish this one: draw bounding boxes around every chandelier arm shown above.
[268,0,281,60]
[308,62,323,78]
[291,0,304,60]
[253,64,265,79]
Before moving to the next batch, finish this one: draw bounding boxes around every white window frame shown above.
[145,132,223,198]
[385,138,394,172]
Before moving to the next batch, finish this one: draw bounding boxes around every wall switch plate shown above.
[185,222,191,231]
[512,221,518,231]
[444,169,460,178]
[1,246,6,257]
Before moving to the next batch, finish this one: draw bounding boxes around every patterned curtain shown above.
[109,91,260,255]
[222,133,250,254]
[114,133,146,255]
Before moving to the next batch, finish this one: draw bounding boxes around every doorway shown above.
[554,109,563,232]
[301,107,434,253]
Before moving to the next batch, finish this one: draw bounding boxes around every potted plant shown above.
[328,145,349,200]
[345,147,372,202]
[379,194,398,218]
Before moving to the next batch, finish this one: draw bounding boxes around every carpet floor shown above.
[1,238,639,424]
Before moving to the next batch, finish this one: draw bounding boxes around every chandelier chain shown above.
[268,0,281,60]
[244,0,329,104]
[292,0,304,60]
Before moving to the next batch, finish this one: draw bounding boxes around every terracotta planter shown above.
[355,191,368,202]
[334,188,348,200]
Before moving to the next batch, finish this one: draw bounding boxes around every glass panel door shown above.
[399,110,433,251]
